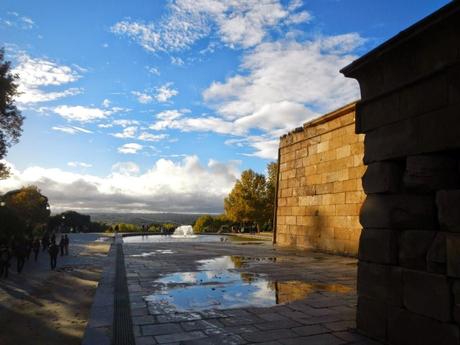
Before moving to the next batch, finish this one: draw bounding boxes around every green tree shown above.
[193,215,214,233]
[0,48,25,178]
[224,169,267,230]
[264,162,278,231]
[3,186,50,231]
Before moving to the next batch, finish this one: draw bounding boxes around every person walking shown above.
[32,238,40,262]
[59,236,65,257]
[0,243,11,278]
[63,235,69,255]
[41,234,49,252]
[48,240,59,270]
[13,238,27,274]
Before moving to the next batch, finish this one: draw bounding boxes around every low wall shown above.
[275,102,365,255]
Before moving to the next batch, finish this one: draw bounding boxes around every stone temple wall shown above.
[341,2,460,344]
[275,102,366,256]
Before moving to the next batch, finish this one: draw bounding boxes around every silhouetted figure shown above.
[63,235,69,255]
[0,243,11,278]
[59,236,65,256]
[48,240,59,270]
[13,239,27,274]
[51,233,56,243]
[25,237,33,261]
[32,238,40,262]
[41,234,49,252]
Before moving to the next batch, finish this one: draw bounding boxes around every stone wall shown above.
[341,2,460,344]
[275,102,365,255]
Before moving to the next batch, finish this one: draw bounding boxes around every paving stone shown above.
[142,323,182,336]
[155,331,206,344]
[133,315,156,325]
[241,329,298,343]
[136,336,157,345]
[254,319,302,331]
[323,320,356,332]
[279,333,346,345]
[258,312,290,322]
[180,334,246,345]
[292,324,329,337]
[181,320,221,331]
[156,312,202,323]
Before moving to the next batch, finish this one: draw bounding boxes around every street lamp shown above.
[0,201,5,207]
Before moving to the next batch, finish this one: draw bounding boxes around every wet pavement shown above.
[123,237,379,345]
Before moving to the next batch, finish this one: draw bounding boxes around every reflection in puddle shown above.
[131,249,175,257]
[144,256,351,311]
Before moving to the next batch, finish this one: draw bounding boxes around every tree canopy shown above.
[0,48,24,179]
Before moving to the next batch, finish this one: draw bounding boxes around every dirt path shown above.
[0,236,111,345]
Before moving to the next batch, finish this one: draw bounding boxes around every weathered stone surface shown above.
[358,228,398,264]
[437,190,460,232]
[356,296,387,341]
[403,269,452,322]
[362,161,403,194]
[447,233,460,278]
[404,155,460,192]
[399,230,436,270]
[427,232,447,274]
[453,281,460,326]
[388,307,460,345]
[358,261,402,306]
[360,194,436,229]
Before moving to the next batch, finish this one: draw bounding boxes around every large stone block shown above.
[388,307,460,345]
[404,155,460,192]
[453,281,460,326]
[356,296,387,341]
[399,230,436,270]
[437,190,460,232]
[358,261,402,306]
[362,161,403,194]
[447,233,460,278]
[427,232,447,274]
[403,269,452,322]
[360,194,436,229]
[358,228,398,264]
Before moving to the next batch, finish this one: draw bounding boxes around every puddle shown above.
[144,256,351,312]
[130,249,175,257]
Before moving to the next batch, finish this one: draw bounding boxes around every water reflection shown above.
[130,249,175,257]
[144,256,351,311]
[124,234,227,243]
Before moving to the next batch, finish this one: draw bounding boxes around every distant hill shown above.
[87,212,206,225]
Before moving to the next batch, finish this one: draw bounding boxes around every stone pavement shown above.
[122,238,381,345]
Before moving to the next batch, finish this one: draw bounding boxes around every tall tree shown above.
[264,162,278,230]
[0,48,25,178]
[224,169,267,229]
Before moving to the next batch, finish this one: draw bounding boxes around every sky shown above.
[0,0,450,214]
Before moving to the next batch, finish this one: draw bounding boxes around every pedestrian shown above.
[48,240,59,270]
[63,235,69,255]
[59,236,65,256]
[25,237,33,261]
[41,233,49,252]
[13,238,27,274]
[32,238,40,262]
[0,242,11,278]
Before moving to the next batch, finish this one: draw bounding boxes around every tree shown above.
[264,162,278,231]
[224,169,267,230]
[0,48,25,178]
[3,186,50,231]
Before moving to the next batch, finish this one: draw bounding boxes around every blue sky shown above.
[0,0,450,213]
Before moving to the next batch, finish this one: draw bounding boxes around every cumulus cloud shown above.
[146,66,160,75]
[132,91,153,104]
[138,132,168,142]
[52,126,93,135]
[0,157,240,213]
[111,0,311,52]
[118,143,143,154]
[53,105,112,122]
[154,83,178,103]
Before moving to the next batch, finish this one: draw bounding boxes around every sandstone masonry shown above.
[342,2,460,344]
[275,102,365,255]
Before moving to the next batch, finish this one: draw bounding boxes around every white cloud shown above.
[1,12,36,30]
[112,119,140,127]
[52,126,93,135]
[154,83,178,103]
[68,161,92,168]
[112,126,138,139]
[132,91,153,104]
[0,157,240,213]
[111,0,310,52]
[53,105,111,122]
[146,66,160,75]
[171,56,184,66]
[102,43,109,48]
[138,132,168,142]
[118,143,143,154]
[12,53,83,104]
[102,98,111,108]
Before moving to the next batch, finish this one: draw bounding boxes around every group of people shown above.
[0,233,70,278]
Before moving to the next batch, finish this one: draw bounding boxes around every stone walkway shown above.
[121,238,380,345]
